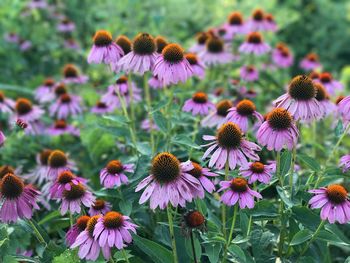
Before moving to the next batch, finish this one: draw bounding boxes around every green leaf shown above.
[152,111,168,132]
[297,154,321,171]
[228,244,246,262]
[3,255,17,263]
[52,249,80,263]
[290,229,312,246]
[132,235,173,263]
[102,115,129,125]
[245,200,279,218]
[136,141,152,156]
[113,250,133,262]
[239,211,249,237]
[38,211,61,225]
[171,134,200,149]
[203,243,222,263]
[280,151,292,176]
[292,206,321,230]
[276,186,294,208]
[13,255,41,262]
[119,201,132,216]
[316,230,349,246]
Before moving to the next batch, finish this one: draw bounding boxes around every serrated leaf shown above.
[290,229,312,246]
[280,151,292,176]
[132,235,173,263]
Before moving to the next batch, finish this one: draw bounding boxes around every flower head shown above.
[199,36,236,66]
[181,210,206,236]
[118,33,157,74]
[316,72,343,96]
[189,32,209,53]
[93,211,137,249]
[202,122,261,170]
[309,185,350,224]
[239,32,270,56]
[153,43,193,86]
[187,162,218,193]
[226,99,263,132]
[66,215,90,246]
[88,30,124,64]
[185,53,206,79]
[136,153,204,210]
[49,93,82,119]
[218,177,262,208]
[62,64,88,84]
[100,160,134,189]
[89,199,112,216]
[0,91,15,114]
[300,53,321,71]
[274,75,323,122]
[257,108,299,151]
[201,99,233,128]
[272,43,293,68]
[47,150,75,180]
[182,92,215,116]
[50,170,87,199]
[239,161,274,184]
[0,173,40,223]
[240,65,259,82]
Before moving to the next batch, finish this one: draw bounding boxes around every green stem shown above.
[189,117,200,158]
[69,212,73,227]
[290,145,296,194]
[246,215,253,236]
[297,221,325,261]
[222,161,229,239]
[276,151,283,186]
[28,219,47,246]
[116,89,138,152]
[144,73,155,154]
[122,249,130,263]
[190,230,198,263]
[277,202,286,257]
[165,87,174,151]
[223,205,238,263]
[315,123,350,188]
[128,74,136,134]
[167,205,179,263]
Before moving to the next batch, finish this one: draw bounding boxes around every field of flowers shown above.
[1,0,350,262]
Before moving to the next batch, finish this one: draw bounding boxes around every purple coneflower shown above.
[35,78,56,104]
[64,39,80,50]
[187,162,218,193]
[316,72,343,96]
[309,184,350,224]
[226,99,263,132]
[13,98,44,134]
[153,43,193,86]
[0,91,15,114]
[19,39,32,52]
[66,215,90,246]
[339,154,350,173]
[23,149,52,186]
[218,178,262,208]
[155,36,169,54]
[199,36,235,66]
[4,32,19,43]
[182,92,215,116]
[91,101,113,115]
[274,75,323,122]
[257,108,299,151]
[88,30,124,64]
[89,199,111,216]
[141,118,159,131]
[239,32,270,56]
[136,153,204,210]
[100,160,134,189]
[111,75,129,94]
[247,9,268,31]
[224,11,247,39]
[189,32,209,53]
[239,161,274,184]
[338,95,350,121]
[47,150,75,180]
[62,64,88,84]
[49,93,82,119]
[118,33,157,74]
[148,75,163,89]
[240,65,259,82]
[0,173,40,223]
[300,53,321,71]
[50,170,87,199]
[47,119,80,136]
[111,35,132,72]
[202,99,233,128]
[40,82,67,104]
[60,182,95,215]
[71,215,111,261]
[0,130,5,147]
[314,83,335,117]
[93,211,137,249]
[57,18,75,33]
[27,0,47,9]
[272,43,294,68]
[264,13,278,32]
[202,122,261,170]
[185,53,205,79]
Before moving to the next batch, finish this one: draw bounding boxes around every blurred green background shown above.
[1,0,350,87]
